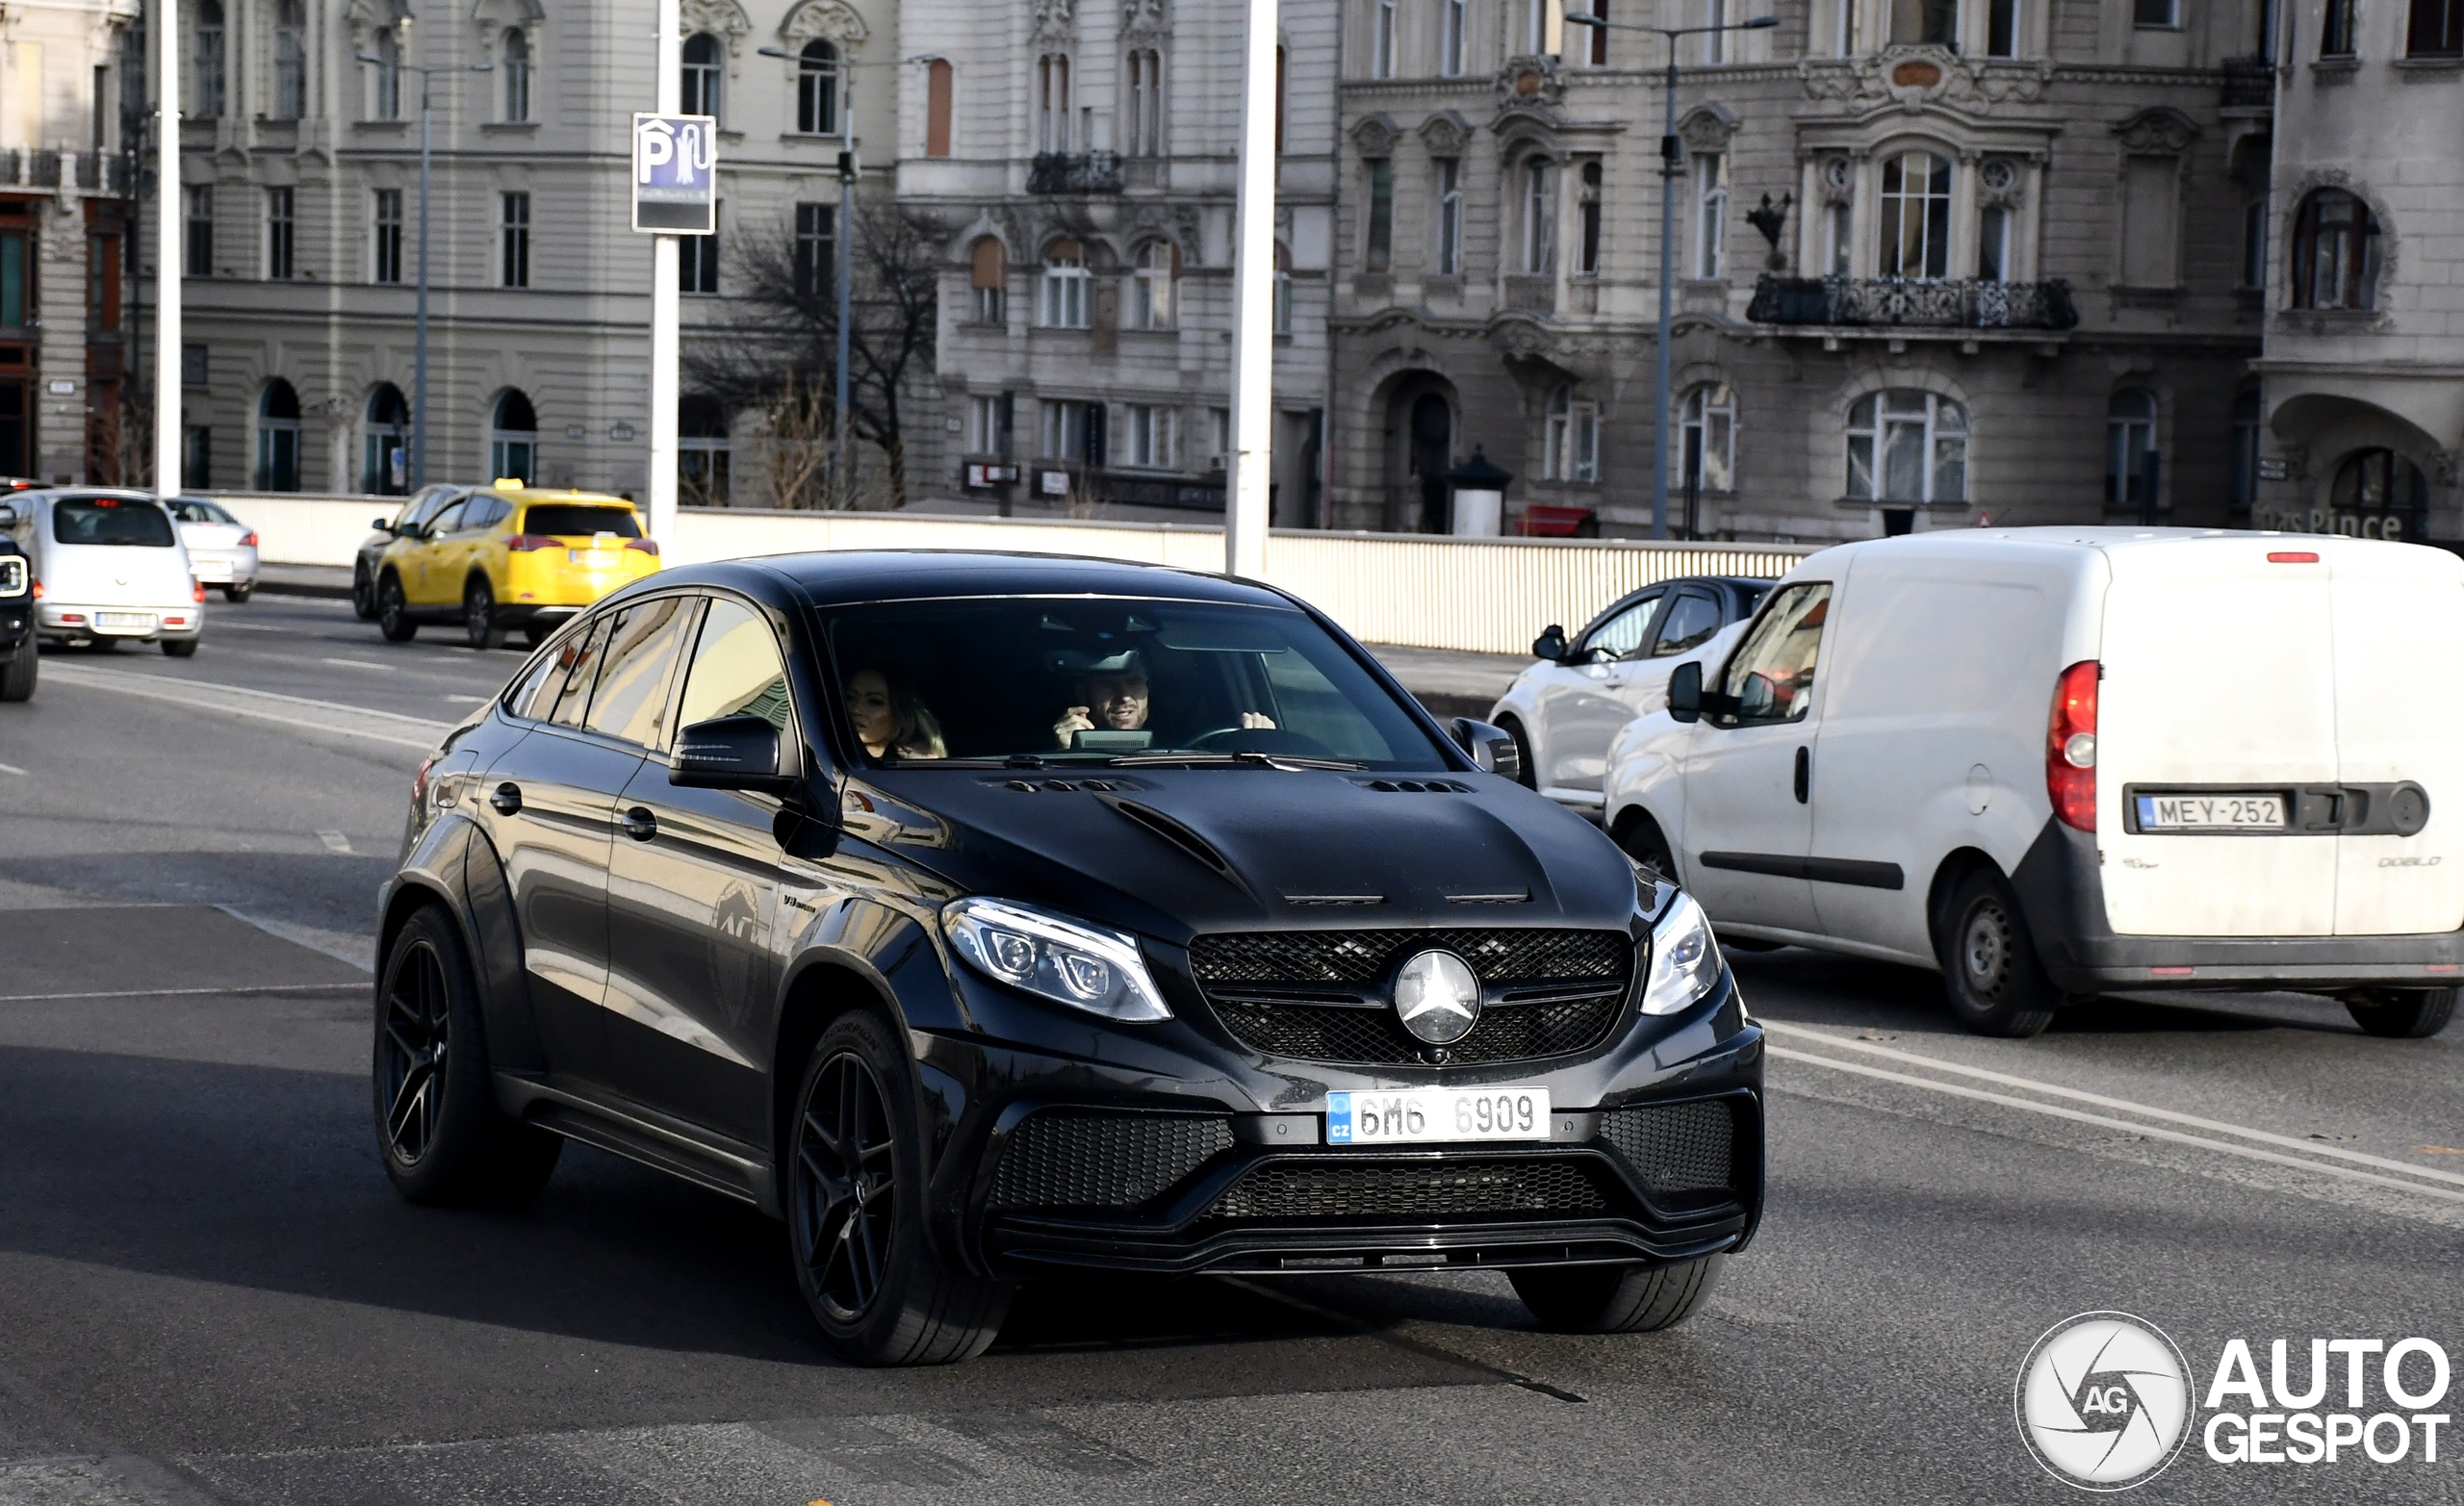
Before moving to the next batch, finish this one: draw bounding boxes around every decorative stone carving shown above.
[2430,447,2462,488]
[1350,113,1399,157]
[1976,156,2024,208]
[1418,110,1471,155]
[1495,55,1565,108]
[1818,155,1853,205]
[679,0,752,50]
[2113,107,2199,155]
[1798,46,2052,112]
[780,0,866,46]
[1031,0,1075,42]
[1679,103,1738,152]
[1121,0,1168,38]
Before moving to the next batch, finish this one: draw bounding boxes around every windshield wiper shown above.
[1104,751,1366,772]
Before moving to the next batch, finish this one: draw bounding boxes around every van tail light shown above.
[505,534,560,551]
[192,579,207,603]
[626,538,660,556]
[239,531,260,548]
[2046,660,2100,831]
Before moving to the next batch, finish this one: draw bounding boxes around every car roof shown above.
[40,488,165,505]
[497,488,636,508]
[678,550,1293,612]
[1578,574,1767,632]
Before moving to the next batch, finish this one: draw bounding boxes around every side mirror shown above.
[0,504,17,529]
[1667,660,1704,724]
[1531,625,1568,662]
[669,713,799,793]
[1451,717,1524,781]
[372,516,393,532]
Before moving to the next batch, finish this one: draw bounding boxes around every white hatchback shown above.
[31,490,206,655]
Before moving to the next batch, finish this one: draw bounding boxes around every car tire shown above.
[1934,867,2062,1038]
[0,650,34,702]
[351,560,380,620]
[377,573,418,642]
[522,623,553,650]
[374,905,563,1206]
[2346,987,2457,1039]
[1497,718,1539,790]
[161,638,199,658]
[222,582,254,603]
[464,578,506,651]
[1612,813,1681,887]
[786,1010,1013,1366]
[1510,1254,1723,1334]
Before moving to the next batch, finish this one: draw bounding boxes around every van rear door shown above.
[2323,544,2464,935]
[2097,542,2338,937]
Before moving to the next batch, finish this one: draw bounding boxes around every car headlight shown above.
[1640,889,1723,1016]
[941,897,1172,1023]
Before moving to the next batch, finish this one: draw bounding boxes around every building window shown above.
[265,187,295,280]
[1988,0,2017,52]
[2332,448,2429,518]
[926,58,953,157]
[256,379,302,491]
[1578,162,1603,274]
[1878,150,1950,280]
[680,223,718,294]
[272,0,306,120]
[370,28,401,120]
[2118,157,2179,287]
[1889,0,1956,45]
[2106,389,2158,511]
[1132,241,1178,329]
[1544,386,1600,483]
[1700,0,1730,61]
[183,425,213,489]
[1041,240,1091,328]
[1366,159,1394,271]
[2133,0,2178,26]
[1522,158,1554,273]
[2290,189,2381,310]
[365,383,410,494]
[2229,390,2262,516]
[490,389,538,482]
[1681,383,1735,493]
[681,33,722,118]
[1585,0,1611,63]
[680,395,730,504]
[1038,54,1071,151]
[798,40,837,134]
[969,394,1006,452]
[1211,407,1231,468]
[372,189,402,283]
[182,344,210,387]
[500,191,531,288]
[1041,398,1096,461]
[1845,388,1966,503]
[796,203,834,301]
[1442,0,1467,74]
[1274,241,1294,334]
[1275,44,1288,153]
[502,29,531,121]
[184,187,215,276]
[1373,0,1398,77]
[1836,0,1859,54]
[1125,49,1163,156]
[1122,404,1178,468]
[2410,0,2464,55]
[2241,191,2269,289]
[1978,204,2011,281]
[1693,153,1727,278]
[1822,197,1851,275]
[1526,0,1550,53]
[969,235,1005,322]
[193,0,226,117]
[1435,158,1463,274]
[2323,0,2357,53]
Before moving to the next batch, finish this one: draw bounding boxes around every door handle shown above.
[1793,747,1810,804]
[489,781,523,816]
[621,806,658,842]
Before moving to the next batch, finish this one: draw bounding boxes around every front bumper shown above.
[38,603,203,642]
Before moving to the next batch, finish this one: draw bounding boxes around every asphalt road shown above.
[0,597,2456,1505]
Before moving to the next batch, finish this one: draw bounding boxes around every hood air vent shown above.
[1352,779,1476,794]
[1098,795,1249,894]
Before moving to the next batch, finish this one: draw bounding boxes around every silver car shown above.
[31,489,205,656]
[167,497,261,602]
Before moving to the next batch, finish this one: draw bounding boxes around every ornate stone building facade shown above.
[1327,0,2281,541]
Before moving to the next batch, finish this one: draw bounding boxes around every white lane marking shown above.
[320,656,388,671]
[1766,1045,2464,1205]
[442,694,489,703]
[214,906,375,974]
[0,762,26,776]
[316,830,353,854]
[218,623,285,631]
[38,661,451,750]
[1762,1020,2464,1189]
[0,982,363,1004]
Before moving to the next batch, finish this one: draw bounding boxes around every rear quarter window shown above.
[522,504,641,539]
[53,498,175,547]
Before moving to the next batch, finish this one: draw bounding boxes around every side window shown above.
[1582,594,1662,661]
[581,596,701,748]
[463,496,510,530]
[678,598,793,730]
[423,498,466,536]
[546,615,615,727]
[1716,583,1832,725]
[505,632,575,719]
[1650,591,1722,657]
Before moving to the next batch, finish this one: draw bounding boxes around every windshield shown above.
[53,498,175,548]
[822,597,1452,769]
[522,504,642,538]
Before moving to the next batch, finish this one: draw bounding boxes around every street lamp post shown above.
[155,0,180,504]
[1566,10,1773,541]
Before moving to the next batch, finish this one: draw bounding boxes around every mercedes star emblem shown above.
[1394,950,1481,1046]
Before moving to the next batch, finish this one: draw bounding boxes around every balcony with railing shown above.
[1027,151,1123,195]
[2220,57,2276,110]
[1747,275,2079,332]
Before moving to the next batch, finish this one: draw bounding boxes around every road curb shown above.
[255,578,354,600]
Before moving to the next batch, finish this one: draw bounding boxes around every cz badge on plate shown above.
[1326,1087,1551,1145]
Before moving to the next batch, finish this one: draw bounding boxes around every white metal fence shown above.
[218,494,1818,655]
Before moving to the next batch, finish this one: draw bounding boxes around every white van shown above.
[31,489,205,656]
[1601,528,2463,1040]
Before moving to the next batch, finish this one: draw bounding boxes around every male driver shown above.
[1051,651,1273,749]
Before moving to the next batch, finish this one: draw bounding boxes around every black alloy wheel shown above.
[785,1012,1011,1366]
[465,577,505,651]
[161,637,198,658]
[351,560,379,619]
[2346,986,2457,1039]
[222,581,254,603]
[1935,867,2062,1038]
[377,573,418,642]
[379,933,451,1165]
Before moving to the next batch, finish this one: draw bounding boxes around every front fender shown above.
[1604,712,1691,842]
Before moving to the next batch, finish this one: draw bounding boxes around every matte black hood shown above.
[845,768,1643,943]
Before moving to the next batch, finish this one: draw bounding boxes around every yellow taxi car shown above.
[373,481,660,649]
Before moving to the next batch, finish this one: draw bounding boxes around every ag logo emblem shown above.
[2015,1312,2194,1491]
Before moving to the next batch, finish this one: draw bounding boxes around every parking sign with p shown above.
[631,113,718,234]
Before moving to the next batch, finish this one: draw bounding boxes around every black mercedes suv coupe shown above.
[375,551,1765,1365]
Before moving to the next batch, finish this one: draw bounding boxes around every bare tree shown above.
[688,200,939,509]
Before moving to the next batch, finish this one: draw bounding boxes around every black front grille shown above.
[1189,929,1632,1065]
[989,1111,1233,1211]
[1204,1158,1618,1222]
[1600,1099,1739,1197]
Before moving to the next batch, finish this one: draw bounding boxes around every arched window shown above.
[2230,389,2262,516]
[1040,239,1090,328]
[1681,383,1735,493]
[797,39,837,135]
[1879,151,1951,279]
[1273,241,1294,335]
[1846,388,1965,503]
[681,33,722,119]
[364,383,410,495]
[1038,54,1071,151]
[271,0,307,120]
[1131,241,1179,330]
[680,395,731,504]
[2106,389,2158,511]
[1522,157,1555,273]
[490,390,538,484]
[501,29,531,122]
[192,0,227,117]
[2332,448,2429,523]
[2290,190,2381,311]
[370,28,401,121]
[256,379,302,492]
[1125,48,1164,157]
[970,237,1007,323]
[1545,385,1600,483]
